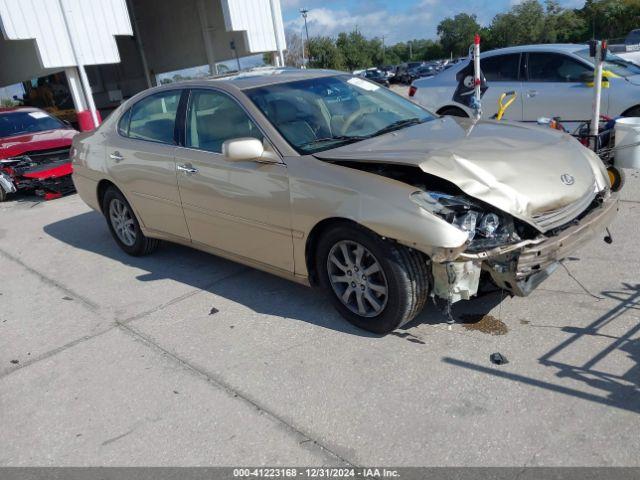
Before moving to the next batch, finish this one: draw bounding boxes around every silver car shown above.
[411,44,640,124]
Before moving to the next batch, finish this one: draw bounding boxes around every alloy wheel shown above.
[327,240,389,318]
[109,198,137,247]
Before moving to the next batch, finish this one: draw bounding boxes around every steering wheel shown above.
[341,110,369,135]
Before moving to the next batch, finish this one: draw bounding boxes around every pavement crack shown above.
[0,247,100,312]
[101,428,136,446]
[119,267,251,325]
[0,326,117,379]
[116,321,356,467]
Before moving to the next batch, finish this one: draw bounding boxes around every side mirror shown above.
[222,138,279,163]
[580,72,595,83]
[580,73,609,86]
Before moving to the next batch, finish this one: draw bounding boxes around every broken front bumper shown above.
[463,192,620,297]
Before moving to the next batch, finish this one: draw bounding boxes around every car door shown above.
[480,53,523,121]
[109,89,190,240]
[521,52,601,124]
[174,88,294,272]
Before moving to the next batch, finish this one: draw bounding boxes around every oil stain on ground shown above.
[459,314,509,335]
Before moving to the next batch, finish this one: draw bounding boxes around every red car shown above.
[0,107,78,202]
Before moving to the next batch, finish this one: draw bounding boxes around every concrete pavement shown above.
[0,174,639,466]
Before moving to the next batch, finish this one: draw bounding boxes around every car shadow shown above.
[43,210,505,338]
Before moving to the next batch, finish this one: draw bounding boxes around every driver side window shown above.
[186,90,262,153]
[527,53,591,83]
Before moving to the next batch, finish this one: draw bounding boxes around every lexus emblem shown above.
[560,174,575,186]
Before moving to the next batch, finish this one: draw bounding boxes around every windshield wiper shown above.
[298,135,368,148]
[370,117,425,137]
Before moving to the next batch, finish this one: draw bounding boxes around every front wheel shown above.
[316,224,430,334]
[102,187,159,256]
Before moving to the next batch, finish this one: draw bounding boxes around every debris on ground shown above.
[10,359,19,364]
[209,307,219,315]
[490,352,509,365]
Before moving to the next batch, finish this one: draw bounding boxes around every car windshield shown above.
[575,48,640,78]
[246,75,434,154]
[0,111,66,138]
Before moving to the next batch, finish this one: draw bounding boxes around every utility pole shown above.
[300,27,306,68]
[300,8,309,68]
[300,8,310,45]
[408,41,412,61]
[382,35,386,65]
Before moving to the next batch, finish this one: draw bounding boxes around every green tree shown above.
[489,0,546,47]
[307,36,344,70]
[554,8,588,43]
[336,31,372,70]
[581,0,640,40]
[437,13,481,57]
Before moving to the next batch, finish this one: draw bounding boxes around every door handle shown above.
[176,164,199,175]
[527,90,538,98]
[109,152,124,162]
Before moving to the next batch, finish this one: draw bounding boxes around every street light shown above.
[300,8,309,68]
[300,8,310,45]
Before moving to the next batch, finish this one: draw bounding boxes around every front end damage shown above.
[319,158,619,305]
[0,148,75,200]
[431,190,619,302]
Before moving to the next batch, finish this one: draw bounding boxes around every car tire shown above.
[438,106,469,118]
[0,188,7,202]
[102,186,159,256]
[316,223,429,334]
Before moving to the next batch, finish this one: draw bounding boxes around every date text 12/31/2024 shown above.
[233,468,400,478]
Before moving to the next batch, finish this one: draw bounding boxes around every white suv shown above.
[411,44,640,124]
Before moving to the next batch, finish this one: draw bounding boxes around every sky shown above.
[281,0,585,44]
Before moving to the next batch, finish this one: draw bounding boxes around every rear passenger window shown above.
[481,54,520,82]
[127,91,181,144]
[118,108,131,136]
[527,53,591,82]
[186,90,263,153]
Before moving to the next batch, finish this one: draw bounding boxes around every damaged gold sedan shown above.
[72,69,618,333]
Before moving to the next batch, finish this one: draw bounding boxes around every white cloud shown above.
[280,0,301,7]
[285,5,435,43]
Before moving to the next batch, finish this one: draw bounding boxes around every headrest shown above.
[270,99,298,123]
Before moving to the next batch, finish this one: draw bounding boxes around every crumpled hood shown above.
[314,117,608,223]
[0,129,76,160]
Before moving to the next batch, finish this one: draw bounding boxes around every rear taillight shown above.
[409,85,417,97]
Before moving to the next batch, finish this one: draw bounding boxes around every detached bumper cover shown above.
[469,193,620,296]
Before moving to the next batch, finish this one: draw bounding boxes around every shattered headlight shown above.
[410,191,521,250]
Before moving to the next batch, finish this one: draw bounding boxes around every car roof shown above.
[484,43,587,56]
[174,68,343,91]
[0,106,43,115]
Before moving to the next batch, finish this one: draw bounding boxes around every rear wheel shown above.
[102,187,159,256]
[316,224,429,334]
